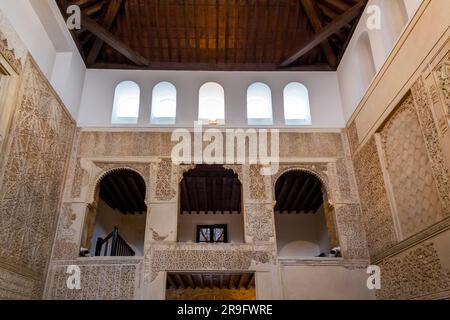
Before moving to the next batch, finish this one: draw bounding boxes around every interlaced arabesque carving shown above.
[0,57,75,297]
[353,138,397,257]
[154,159,176,201]
[377,242,450,300]
[412,78,450,213]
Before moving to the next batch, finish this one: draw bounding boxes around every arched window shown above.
[247,82,273,125]
[151,82,177,124]
[283,82,311,125]
[111,81,140,124]
[356,32,376,93]
[198,82,225,124]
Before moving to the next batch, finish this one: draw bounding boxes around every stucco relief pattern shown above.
[412,79,450,213]
[353,138,397,257]
[334,204,368,259]
[153,158,176,201]
[381,96,443,238]
[51,204,79,260]
[0,267,41,299]
[245,203,275,242]
[377,242,450,300]
[248,165,267,201]
[146,244,276,282]
[0,57,75,298]
[434,53,450,114]
[47,262,138,300]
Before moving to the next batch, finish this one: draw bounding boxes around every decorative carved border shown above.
[372,216,450,264]
[0,30,22,74]
[412,78,450,212]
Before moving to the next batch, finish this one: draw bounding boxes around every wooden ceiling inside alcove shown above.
[57,0,367,71]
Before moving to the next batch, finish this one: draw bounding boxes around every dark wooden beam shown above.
[301,0,338,68]
[280,0,365,67]
[59,0,149,67]
[87,0,123,65]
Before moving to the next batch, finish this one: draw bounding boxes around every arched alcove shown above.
[80,169,147,257]
[356,32,376,95]
[178,165,243,243]
[274,170,339,258]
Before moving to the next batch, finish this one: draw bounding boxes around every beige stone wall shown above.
[349,21,450,298]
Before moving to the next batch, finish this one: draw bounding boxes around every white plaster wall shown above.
[177,212,244,243]
[90,199,147,256]
[275,207,330,257]
[281,265,375,300]
[337,0,422,121]
[0,0,86,118]
[77,69,345,129]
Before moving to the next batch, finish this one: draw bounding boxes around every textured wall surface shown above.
[350,45,450,299]
[0,56,75,299]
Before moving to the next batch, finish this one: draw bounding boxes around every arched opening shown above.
[247,82,273,125]
[111,81,140,124]
[198,82,225,125]
[356,32,376,94]
[178,165,243,243]
[274,171,339,258]
[283,82,311,125]
[80,169,147,257]
[151,81,177,124]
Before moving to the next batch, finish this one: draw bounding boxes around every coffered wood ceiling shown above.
[57,0,367,71]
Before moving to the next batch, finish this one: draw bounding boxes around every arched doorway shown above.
[178,165,244,243]
[80,169,147,257]
[274,170,339,258]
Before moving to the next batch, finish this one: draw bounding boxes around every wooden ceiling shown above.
[57,0,367,71]
[180,165,242,214]
[167,272,255,290]
[274,170,324,213]
[99,169,147,214]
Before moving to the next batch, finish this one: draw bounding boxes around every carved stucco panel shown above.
[0,56,75,300]
[353,138,397,257]
[377,242,450,300]
[434,52,450,115]
[380,95,443,238]
[334,204,369,260]
[47,262,138,300]
[144,244,276,283]
[244,164,272,203]
[151,158,176,202]
[412,78,450,213]
[244,203,275,243]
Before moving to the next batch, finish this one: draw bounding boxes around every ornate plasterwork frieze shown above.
[434,52,450,115]
[412,78,450,213]
[377,242,450,300]
[145,243,276,282]
[46,260,140,300]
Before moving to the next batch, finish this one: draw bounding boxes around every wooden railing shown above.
[95,227,135,257]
